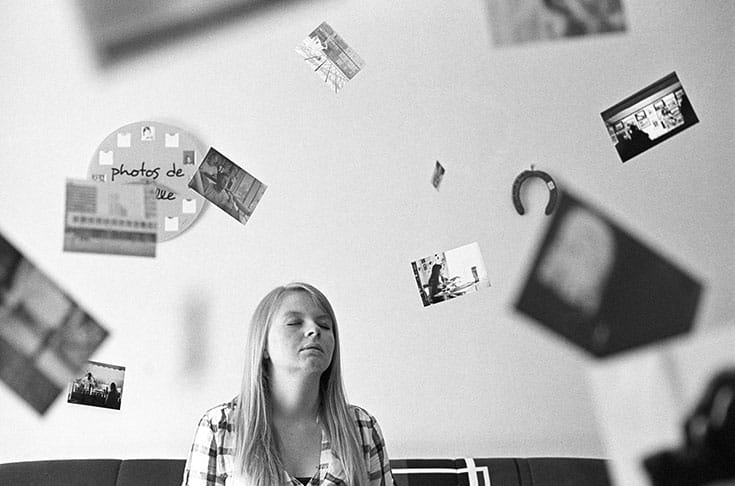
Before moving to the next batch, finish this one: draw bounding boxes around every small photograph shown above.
[182,150,196,165]
[431,161,446,190]
[188,148,267,226]
[295,22,366,93]
[63,179,158,257]
[141,125,155,141]
[67,360,125,410]
[411,242,491,307]
[0,231,108,414]
[486,0,626,46]
[601,72,699,162]
[515,189,702,357]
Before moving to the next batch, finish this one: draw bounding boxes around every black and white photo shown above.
[0,232,108,414]
[67,360,125,410]
[63,179,158,257]
[601,72,699,162]
[188,148,267,226]
[295,22,365,93]
[411,242,490,307]
[486,0,626,46]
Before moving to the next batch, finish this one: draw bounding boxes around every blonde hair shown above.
[234,282,367,485]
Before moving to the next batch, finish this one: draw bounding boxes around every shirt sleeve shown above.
[182,413,226,486]
[357,408,397,486]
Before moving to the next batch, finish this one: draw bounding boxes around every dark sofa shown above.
[0,457,611,485]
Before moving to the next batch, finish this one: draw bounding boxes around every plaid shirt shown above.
[182,398,396,486]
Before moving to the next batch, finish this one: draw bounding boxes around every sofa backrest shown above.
[0,457,611,486]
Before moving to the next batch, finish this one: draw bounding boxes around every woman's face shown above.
[265,290,335,377]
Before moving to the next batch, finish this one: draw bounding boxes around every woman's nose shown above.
[305,322,321,337]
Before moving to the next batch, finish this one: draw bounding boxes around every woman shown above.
[183,283,395,486]
[105,382,120,409]
[427,264,445,304]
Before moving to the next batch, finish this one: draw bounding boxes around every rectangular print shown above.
[188,148,267,226]
[486,0,626,46]
[0,231,108,414]
[63,179,158,257]
[515,189,702,357]
[411,242,490,307]
[601,72,699,162]
[295,22,365,93]
[67,360,125,410]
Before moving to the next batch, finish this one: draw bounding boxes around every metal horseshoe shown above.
[512,166,558,216]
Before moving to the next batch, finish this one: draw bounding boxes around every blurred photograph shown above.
[515,190,702,357]
[432,161,446,190]
[602,72,699,162]
[63,179,158,257]
[67,360,125,410]
[411,242,491,307]
[487,0,626,46]
[188,148,267,226]
[295,22,365,93]
[0,231,108,414]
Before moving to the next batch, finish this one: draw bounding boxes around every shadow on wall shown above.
[179,289,211,378]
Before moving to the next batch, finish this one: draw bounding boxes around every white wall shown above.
[0,0,733,463]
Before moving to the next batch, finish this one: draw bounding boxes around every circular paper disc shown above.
[86,121,207,242]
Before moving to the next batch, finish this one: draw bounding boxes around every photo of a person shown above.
[411,244,490,307]
[183,150,195,165]
[602,72,699,162]
[141,126,155,141]
[67,360,125,410]
[182,283,396,486]
[188,148,267,226]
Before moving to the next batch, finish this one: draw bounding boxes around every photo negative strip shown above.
[411,242,490,307]
[67,360,125,410]
[296,22,365,93]
[601,72,699,162]
[0,231,108,414]
[486,0,626,46]
[63,179,157,257]
[188,148,267,226]
[515,189,702,358]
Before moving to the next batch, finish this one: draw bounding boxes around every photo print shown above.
[411,242,491,307]
[67,360,125,410]
[295,22,365,93]
[63,179,158,257]
[486,0,626,46]
[431,161,446,190]
[140,125,155,141]
[0,231,108,414]
[188,148,267,226]
[515,189,702,358]
[602,72,699,162]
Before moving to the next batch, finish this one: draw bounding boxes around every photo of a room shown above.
[412,242,490,307]
[602,72,699,162]
[67,360,125,411]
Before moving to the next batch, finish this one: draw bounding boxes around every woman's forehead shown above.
[276,290,328,316]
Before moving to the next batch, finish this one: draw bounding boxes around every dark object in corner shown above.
[644,369,735,486]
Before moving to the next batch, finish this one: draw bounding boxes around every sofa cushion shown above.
[0,459,121,486]
[522,458,612,486]
[116,459,185,486]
